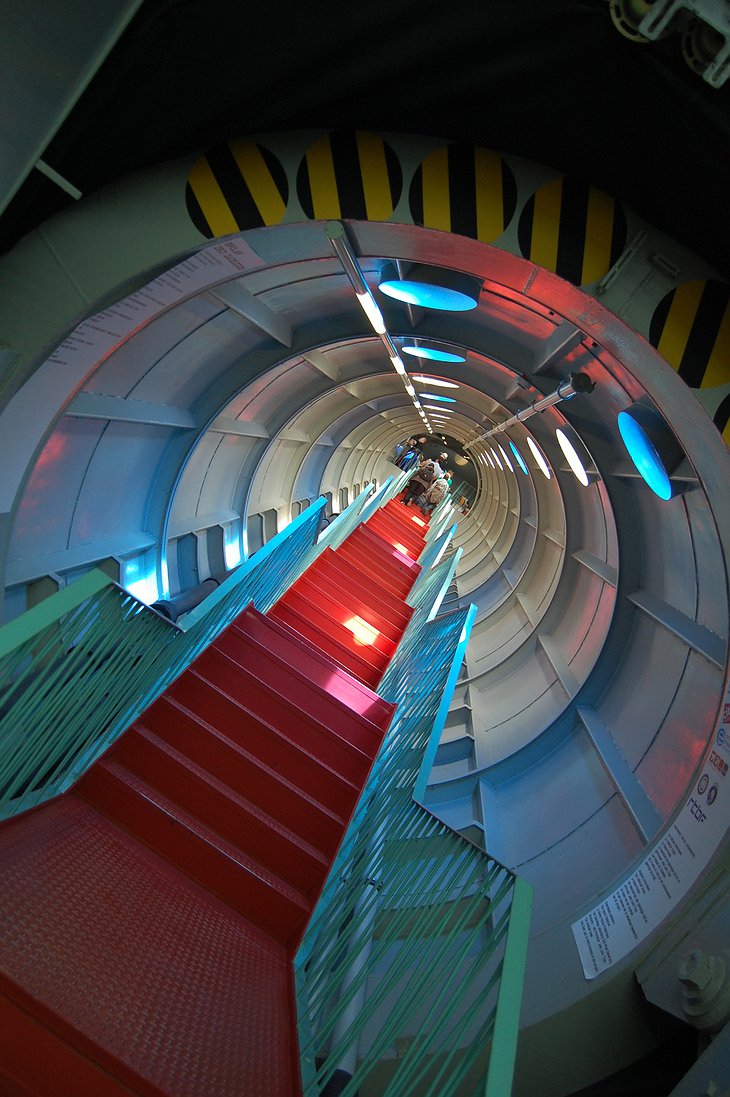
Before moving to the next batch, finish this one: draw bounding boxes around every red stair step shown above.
[0,797,299,1097]
[306,549,414,628]
[137,695,348,855]
[190,647,379,771]
[79,760,310,942]
[233,606,394,730]
[365,511,426,552]
[269,601,385,689]
[0,983,150,1097]
[334,541,415,599]
[344,525,420,577]
[212,626,387,748]
[294,561,412,640]
[109,726,330,896]
[166,670,367,801]
[278,583,399,656]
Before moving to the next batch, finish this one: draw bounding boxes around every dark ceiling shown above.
[2,0,729,276]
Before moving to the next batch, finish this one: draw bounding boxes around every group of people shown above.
[394,437,453,516]
[393,436,427,472]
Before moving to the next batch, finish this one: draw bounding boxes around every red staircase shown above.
[0,499,426,1097]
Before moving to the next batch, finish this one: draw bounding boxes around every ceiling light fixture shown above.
[617,403,683,500]
[379,262,482,312]
[402,346,465,363]
[509,439,530,476]
[498,443,514,472]
[556,428,590,486]
[412,376,460,389]
[526,436,552,478]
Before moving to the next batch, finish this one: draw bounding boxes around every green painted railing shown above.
[0,497,339,820]
[295,560,532,1096]
[0,477,424,821]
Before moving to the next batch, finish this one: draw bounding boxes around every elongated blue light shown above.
[379,279,478,311]
[402,346,465,362]
[509,440,529,475]
[421,393,456,403]
[618,411,673,500]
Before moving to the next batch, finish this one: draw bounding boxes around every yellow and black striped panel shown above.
[517,177,627,286]
[186,140,289,238]
[408,143,517,242]
[296,131,402,221]
[649,280,730,391]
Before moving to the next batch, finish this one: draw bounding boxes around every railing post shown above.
[484,876,534,1097]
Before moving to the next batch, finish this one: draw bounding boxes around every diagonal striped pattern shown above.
[296,130,402,221]
[409,142,517,242]
[650,279,730,390]
[186,140,289,238]
[517,176,627,286]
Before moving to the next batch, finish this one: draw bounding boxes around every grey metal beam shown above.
[5,531,155,586]
[572,549,618,586]
[67,392,196,428]
[303,349,339,380]
[611,458,699,486]
[166,509,240,540]
[530,321,584,375]
[208,416,269,438]
[538,634,580,696]
[212,282,293,346]
[628,589,727,669]
[576,706,663,843]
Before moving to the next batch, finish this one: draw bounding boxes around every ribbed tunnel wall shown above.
[0,135,728,1095]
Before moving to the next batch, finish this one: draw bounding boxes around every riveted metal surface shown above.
[0,798,295,1097]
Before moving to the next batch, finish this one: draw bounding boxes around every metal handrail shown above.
[0,498,330,819]
[296,582,532,1096]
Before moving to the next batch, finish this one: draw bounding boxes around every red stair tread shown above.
[365,513,425,552]
[0,798,298,1097]
[290,566,411,637]
[110,726,330,894]
[150,680,361,816]
[269,601,385,689]
[0,987,146,1097]
[298,552,412,631]
[309,549,414,626]
[276,586,398,658]
[80,760,310,940]
[334,542,414,598]
[210,627,387,748]
[232,607,394,730]
[136,695,348,851]
[342,526,420,576]
[184,652,375,778]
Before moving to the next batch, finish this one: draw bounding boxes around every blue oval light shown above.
[420,393,456,403]
[401,346,465,362]
[509,440,529,475]
[618,411,673,500]
[379,279,478,311]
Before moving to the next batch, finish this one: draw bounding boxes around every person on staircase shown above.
[394,436,417,466]
[416,470,450,515]
[401,451,448,505]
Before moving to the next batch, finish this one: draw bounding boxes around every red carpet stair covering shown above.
[0,499,426,1097]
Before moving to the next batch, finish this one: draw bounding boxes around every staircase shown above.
[0,500,426,1097]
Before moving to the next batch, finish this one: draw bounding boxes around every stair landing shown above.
[0,797,296,1097]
